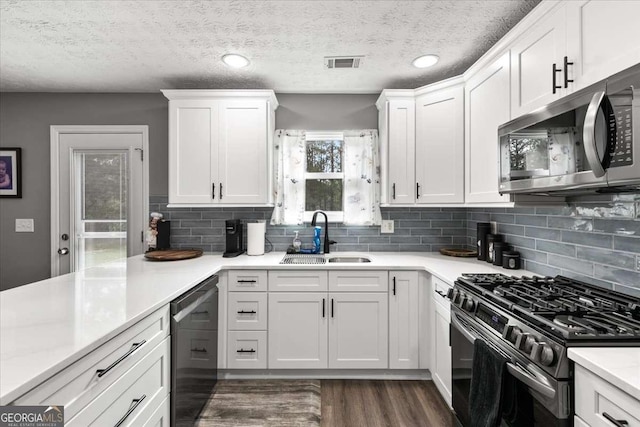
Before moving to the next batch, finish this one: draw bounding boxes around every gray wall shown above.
[0,92,380,290]
[466,196,640,297]
[0,93,169,290]
[275,94,378,130]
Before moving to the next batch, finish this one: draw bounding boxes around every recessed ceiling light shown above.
[412,54,439,69]
[222,54,250,68]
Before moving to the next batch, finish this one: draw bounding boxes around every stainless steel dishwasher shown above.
[170,274,219,427]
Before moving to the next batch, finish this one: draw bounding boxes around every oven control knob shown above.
[523,334,537,353]
[463,297,475,312]
[507,326,522,344]
[539,344,556,366]
[456,292,465,306]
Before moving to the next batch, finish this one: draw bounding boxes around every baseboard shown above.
[219,369,432,380]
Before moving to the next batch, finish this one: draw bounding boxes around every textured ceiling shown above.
[0,0,540,93]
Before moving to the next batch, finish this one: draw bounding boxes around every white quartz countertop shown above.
[568,347,640,401]
[0,251,525,404]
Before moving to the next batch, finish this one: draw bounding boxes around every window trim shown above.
[304,132,345,223]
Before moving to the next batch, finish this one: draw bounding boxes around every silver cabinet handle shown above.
[114,394,146,427]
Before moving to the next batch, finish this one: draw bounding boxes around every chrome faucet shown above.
[311,211,337,254]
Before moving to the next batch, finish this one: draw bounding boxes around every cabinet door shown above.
[168,100,217,204]
[431,298,452,406]
[328,293,388,369]
[217,100,268,204]
[389,271,419,369]
[510,5,568,117]
[465,53,512,204]
[268,293,328,369]
[387,100,416,204]
[415,85,464,204]
[566,0,640,90]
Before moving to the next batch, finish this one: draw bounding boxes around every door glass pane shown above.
[74,151,128,270]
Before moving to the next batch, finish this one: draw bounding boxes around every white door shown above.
[566,0,640,90]
[465,53,512,204]
[217,100,268,204]
[389,271,419,369]
[431,298,452,406]
[51,126,148,276]
[328,292,388,369]
[268,293,328,369]
[415,85,464,204]
[510,4,568,117]
[387,100,415,204]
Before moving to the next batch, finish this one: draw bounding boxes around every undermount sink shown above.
[327,256,371,263]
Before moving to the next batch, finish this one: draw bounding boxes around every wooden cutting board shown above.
[439,248,477,258]
[144,249,203,261]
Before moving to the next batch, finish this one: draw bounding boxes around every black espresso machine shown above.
[223,219,244,257]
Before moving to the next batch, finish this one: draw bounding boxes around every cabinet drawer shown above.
[13,307,169,420]
[268,270,328,292]
[227,331,267,369]
[228,292,267,330]
[329,270,388,292]
[142,394,169,427]
[228,270,268,291]
[575,364,640,427]
[67,338,170,427]
[432,275,452,311]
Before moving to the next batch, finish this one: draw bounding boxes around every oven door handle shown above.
[506,363,556,399]
[451,312,557,400]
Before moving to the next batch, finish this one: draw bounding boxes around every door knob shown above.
[58,248,69,255]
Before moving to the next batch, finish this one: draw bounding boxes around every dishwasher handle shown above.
[171,275,218,315]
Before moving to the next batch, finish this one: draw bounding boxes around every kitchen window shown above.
[271,129,381,226]
[304,133,344,223]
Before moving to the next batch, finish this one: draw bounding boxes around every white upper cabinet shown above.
[163,90,278,206]
[510,1,640,118]
[415,82,465,204]
[565,0,640,91]
[380,96,416,205]
[510,4,568,118]
[465,53,512,204]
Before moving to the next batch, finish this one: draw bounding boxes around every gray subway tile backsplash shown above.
[150,194,640,296]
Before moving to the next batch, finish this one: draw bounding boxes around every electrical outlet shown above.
[490,221,498,234]
[381,220,394,234]
[15,218,34,232]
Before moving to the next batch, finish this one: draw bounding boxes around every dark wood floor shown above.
[321,380,455,427]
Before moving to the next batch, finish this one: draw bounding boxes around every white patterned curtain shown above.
[271,130,306,225]
[343,130,382,225]
[270,129,381,226]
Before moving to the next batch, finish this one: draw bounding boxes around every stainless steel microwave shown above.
[498,64,640,195]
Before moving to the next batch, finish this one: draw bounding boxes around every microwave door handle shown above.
[583,90,607,178]
[506,362,556,399]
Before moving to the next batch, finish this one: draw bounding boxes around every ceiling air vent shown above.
[324,56,364,69]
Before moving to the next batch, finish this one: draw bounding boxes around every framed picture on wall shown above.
[0,147,22,198]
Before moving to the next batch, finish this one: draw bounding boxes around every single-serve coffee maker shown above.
[223,219,244,257]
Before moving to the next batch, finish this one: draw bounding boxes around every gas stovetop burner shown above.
[456,274,640,342]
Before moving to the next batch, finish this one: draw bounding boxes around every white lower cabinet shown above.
[329,293,388,369]
[389,271,419,369]
[67,338,171,427]
[227,331,267,369]
[430,276,452,407]
[574,364,640,427]
[268,292,329,369]
[143,395,170,427]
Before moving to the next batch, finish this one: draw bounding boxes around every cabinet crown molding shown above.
[161,89,278,109]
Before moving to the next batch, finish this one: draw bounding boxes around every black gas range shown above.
[448,273,640,426]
